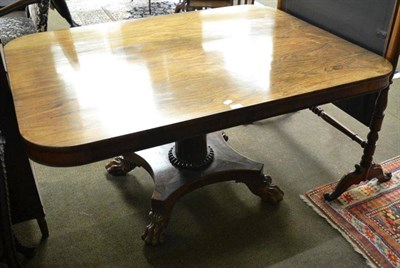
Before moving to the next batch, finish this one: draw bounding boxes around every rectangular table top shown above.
[4,5,393,166]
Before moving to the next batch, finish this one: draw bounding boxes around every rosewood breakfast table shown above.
[4,6,394,245]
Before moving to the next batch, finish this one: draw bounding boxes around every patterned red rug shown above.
[302,156,400,268]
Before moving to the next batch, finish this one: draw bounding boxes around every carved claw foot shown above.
[244,175,284,204]
[141,210,169,246]
[105,156,137,176]
[324,163,392,201]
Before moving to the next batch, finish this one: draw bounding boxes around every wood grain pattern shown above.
[4,5,393,166]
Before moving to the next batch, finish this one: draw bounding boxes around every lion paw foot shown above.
[247,175,284,204]
[105,156,137,176]
[141,210,168,246]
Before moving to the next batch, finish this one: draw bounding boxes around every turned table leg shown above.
[324,87,392,201]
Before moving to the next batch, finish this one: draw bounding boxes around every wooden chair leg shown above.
[149,0,151,14]
[51,0,79,27]
[37,217,49,239]
[1,134,20,267]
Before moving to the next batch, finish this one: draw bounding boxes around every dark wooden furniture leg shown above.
[51,0,79,27]
[324,87,392,201]
[106,132,283,246]
[175,0,187,12]
[148,0,151,14]
[37,217,49,238]
[0,134,20,267]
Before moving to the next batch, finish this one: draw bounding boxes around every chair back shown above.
[278,0,400,125]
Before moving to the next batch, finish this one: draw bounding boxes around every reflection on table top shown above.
[4,5,393,166]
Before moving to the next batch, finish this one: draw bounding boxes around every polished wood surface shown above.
[5,5,393,166]
[278,0,397,126]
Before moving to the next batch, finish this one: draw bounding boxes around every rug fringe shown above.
[300,194,378,268]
